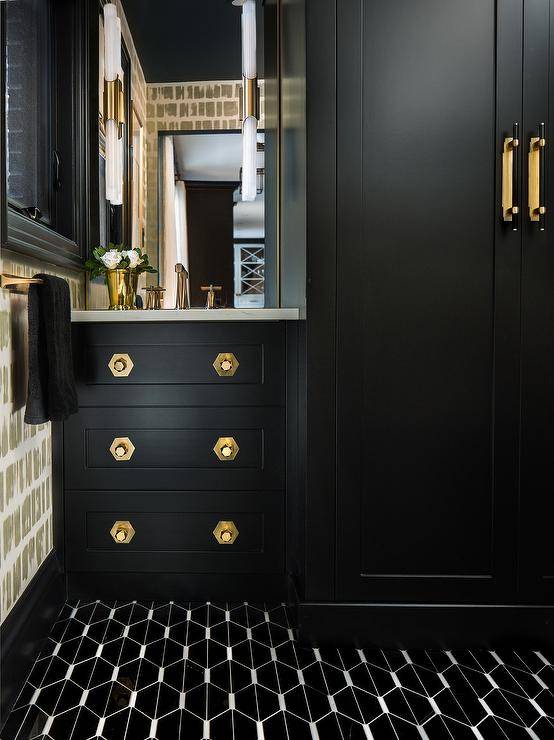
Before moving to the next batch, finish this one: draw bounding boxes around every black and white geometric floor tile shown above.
[2,601,554,740]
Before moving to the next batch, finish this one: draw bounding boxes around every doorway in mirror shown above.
[159,130,265,309]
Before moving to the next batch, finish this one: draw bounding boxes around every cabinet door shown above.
[519,0,554,603]
[336,0,523,602]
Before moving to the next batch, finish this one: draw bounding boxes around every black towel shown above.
[25,274,78,425]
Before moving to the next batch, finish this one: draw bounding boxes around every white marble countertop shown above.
[71,308,302,322]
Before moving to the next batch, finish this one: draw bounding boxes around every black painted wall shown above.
[120,0,266,83]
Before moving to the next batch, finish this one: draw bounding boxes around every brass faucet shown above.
[200,284,222,309]
[152,286,166,310]
[143,286,154,310]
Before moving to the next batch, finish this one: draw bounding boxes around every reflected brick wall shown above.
[144,80,265,277]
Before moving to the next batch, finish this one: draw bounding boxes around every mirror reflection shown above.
[93,0,274,309]
[160,131,265,308]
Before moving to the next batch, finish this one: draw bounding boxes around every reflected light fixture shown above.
[238,0,259,202]
[103,3,125,205]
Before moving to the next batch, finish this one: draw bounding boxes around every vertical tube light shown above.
[241,0,258,202]
[104,3,124,205]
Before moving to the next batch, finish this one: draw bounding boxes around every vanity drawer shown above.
[64,406,285,490]
[65,491,283,574]
[73,322,285,407]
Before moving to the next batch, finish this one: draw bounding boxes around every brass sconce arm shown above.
[104,77,126,139]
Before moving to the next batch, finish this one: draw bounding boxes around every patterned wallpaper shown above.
[144,80,265,277]
[0,256,84,624]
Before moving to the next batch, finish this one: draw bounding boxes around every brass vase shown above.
[105,269,139,310]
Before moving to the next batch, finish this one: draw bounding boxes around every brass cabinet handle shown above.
[213,520,239,544]
[529,123,546,230]
[109,437,135,461]
[109,353,134,377]
[213,352,239,377]
[502,122,519,230]
[110,520,135,544]
[213,436,239,461]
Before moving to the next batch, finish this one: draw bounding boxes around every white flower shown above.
[124,249,141,268]
[101,250,123,269]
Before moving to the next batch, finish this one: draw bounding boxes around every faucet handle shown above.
[200,285,222,309]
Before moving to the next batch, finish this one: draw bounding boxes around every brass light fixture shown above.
[103,3,125,205]
[237,0,259,202]
[213,437,239,461]
[213,520,239,545]
[104,77,125,139]
[213,352,239,377]
[110,520,135,544]
[109,437,135,461]
[108,353,134,377]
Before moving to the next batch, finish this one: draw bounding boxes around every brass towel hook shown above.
[0,274,44,293]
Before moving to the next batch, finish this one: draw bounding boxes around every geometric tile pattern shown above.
[2,601,554,739]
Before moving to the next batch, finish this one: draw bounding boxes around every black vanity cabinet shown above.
[299,0,554,644]
[64,321,287,602]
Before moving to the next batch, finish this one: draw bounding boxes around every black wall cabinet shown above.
[301,0,554,643]
[518,0,554,604]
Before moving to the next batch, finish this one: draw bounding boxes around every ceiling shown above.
[172,131,265,238]
[121,0,242,82]
[173,132,244,182]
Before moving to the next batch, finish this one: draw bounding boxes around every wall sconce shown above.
[103,3,125,205]
[237,0,259,202]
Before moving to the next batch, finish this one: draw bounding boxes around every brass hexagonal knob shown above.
[213,436,239,461]
[108,353,134,377]
[213,352,239,377]
[110,520,135,544]
[213,520,239,545]
[109,437,135,461]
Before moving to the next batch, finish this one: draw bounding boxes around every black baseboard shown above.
[0,553,65,726]
[68,572,287,602]
[297,602,554,648]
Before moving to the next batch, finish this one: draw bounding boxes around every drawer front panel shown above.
[73,322,285,406]
[66,491,283,574]
[65,407,284,490]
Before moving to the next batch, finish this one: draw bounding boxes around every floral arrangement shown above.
[84,243,157,279]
